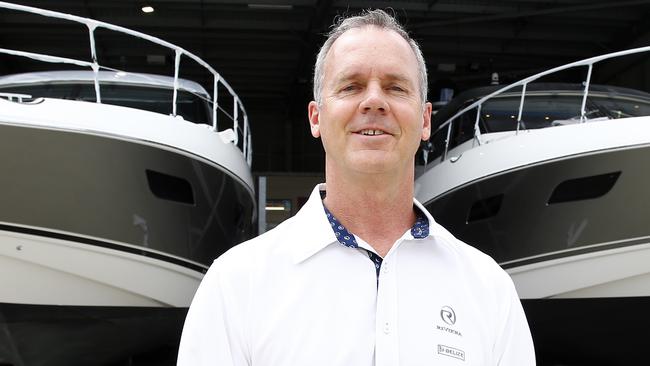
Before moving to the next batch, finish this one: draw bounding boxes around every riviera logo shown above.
[441,306,456,325]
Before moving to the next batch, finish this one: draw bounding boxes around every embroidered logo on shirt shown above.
[436,325,462,337]
[441,306,456,325]
[436,305,463,337]
[437,344,465,361]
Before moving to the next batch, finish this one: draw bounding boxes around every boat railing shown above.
[0,1,252,167]
[0,92,33,103]
[430,45,650,164]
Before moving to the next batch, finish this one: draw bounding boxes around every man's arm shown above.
[177,261,250,366]
[493,274,536,366]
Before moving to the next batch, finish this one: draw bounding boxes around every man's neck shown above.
[323,168,416,257]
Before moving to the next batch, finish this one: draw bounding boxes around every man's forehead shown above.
[324,26,418,78]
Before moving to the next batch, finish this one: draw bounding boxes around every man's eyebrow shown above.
[383,73,413,84]
[333,72,362,84]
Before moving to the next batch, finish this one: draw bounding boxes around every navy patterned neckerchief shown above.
[321,196,429,279]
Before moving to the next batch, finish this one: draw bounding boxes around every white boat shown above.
[0,2,255,365]
[415,48,650,365]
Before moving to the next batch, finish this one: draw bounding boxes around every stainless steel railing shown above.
[0,1,252,166]
[431,45,650,163]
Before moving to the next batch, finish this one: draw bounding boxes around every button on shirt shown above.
[178,184,536,366]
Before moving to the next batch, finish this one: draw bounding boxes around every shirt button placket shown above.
[375,256,399,366]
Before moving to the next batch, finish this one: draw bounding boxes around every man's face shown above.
[308,26,432,176]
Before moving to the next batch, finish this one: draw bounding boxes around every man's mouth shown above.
[359,129,386,136]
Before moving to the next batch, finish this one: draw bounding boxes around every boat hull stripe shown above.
[500,236,650,269]
[0,223,208,273]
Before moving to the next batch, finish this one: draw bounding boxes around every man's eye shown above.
[389,85,406,92]
[341,84,359,92]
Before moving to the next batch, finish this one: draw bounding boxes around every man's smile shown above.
[359,129,386,136]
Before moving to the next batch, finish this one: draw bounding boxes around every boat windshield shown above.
[479,92,650,132]
[0,82,212,125]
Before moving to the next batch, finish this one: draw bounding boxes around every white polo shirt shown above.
[178,184,535,365]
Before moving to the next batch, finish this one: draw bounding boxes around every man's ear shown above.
[421,102,432,141]
[308,101,321,138]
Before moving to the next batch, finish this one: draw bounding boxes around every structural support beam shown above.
[412,0,650,29]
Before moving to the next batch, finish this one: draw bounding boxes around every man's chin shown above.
[347,155,399,175]
[327,151,410,176]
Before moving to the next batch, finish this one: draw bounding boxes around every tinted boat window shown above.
[0,83,211,125]
[591,96,650,118]
[481,95,583,131]
[480,94,650,132]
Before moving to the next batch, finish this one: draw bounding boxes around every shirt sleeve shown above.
[177,259,250,366]
[493,273,536,366]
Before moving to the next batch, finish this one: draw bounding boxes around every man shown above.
[178,9,535,366]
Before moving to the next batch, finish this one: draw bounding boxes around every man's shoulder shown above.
[415,200,502,271]
[427,220,511,283]
[218,185,331,270]
[209,210,309,276]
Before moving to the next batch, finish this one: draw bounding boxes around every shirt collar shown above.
[411,210,429,238]
[323,204,360,249]
[323,202,429,250]
[291,183,433,263]
[290,184,340,264]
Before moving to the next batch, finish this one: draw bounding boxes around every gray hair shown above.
[313,9,428,105]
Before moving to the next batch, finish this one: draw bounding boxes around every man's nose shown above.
[359,84,389,113]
